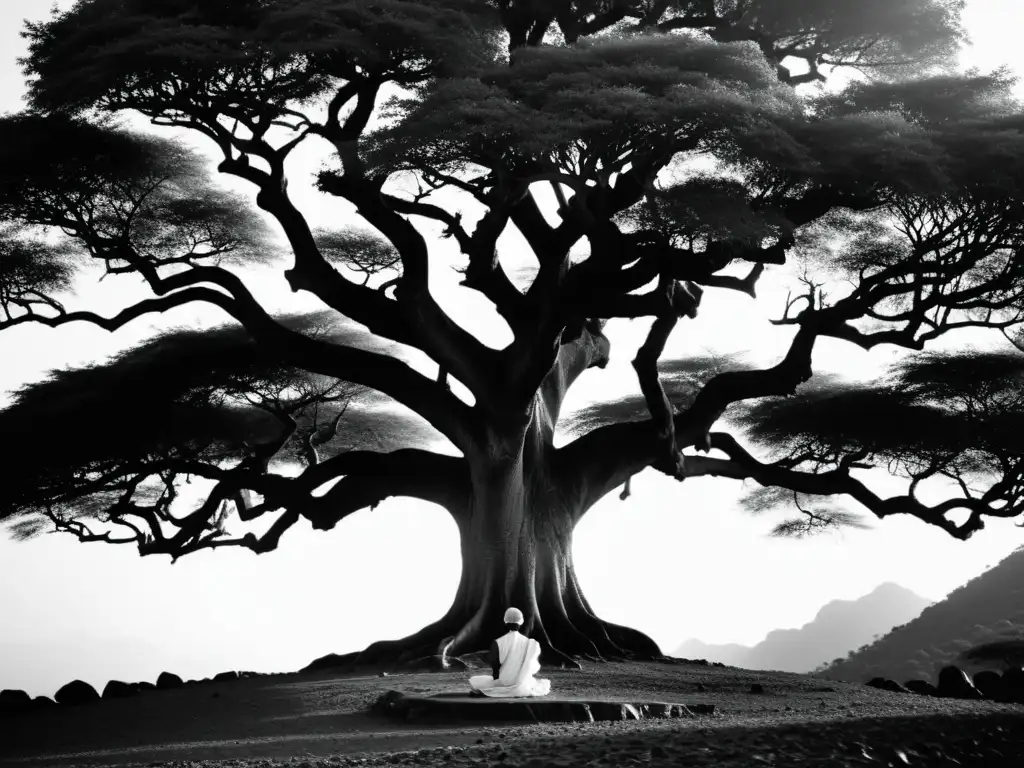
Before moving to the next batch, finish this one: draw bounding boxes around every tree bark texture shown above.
[352,387,662,668]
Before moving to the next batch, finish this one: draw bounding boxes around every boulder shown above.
[0,689,33,716]
[866,677,908,693]
[213,671,239,682]
[904,679,938,696]
[1003,667,1024,703]
[973,670,1006,700]
[133,681,157,692]
[55,680,100,706]
[156,672,183,690]
[102,680,137,700]
[32,696,56,709]
[936,665,983,699]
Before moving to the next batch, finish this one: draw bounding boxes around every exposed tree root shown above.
[307,589,663,673]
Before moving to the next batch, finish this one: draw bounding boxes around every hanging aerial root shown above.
[619,475,633,500]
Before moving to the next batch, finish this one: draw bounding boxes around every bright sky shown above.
[2,0,1024,698]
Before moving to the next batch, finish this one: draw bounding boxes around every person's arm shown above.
[489,640,500,679]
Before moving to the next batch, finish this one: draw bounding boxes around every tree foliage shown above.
[0,312,439,553]
[0,114,275,330]
[2,0,1024,567]
[960,638,1024,667]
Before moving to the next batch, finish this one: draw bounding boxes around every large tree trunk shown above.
[353,415,663,669]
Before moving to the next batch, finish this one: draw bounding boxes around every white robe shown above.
[468,630,552,698]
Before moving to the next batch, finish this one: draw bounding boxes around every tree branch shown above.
[685,432,1009,540]
[42,449,470,560]
[384,192,528,328]
[30,253,477,451]
[300,449,470,531]
[633,311,685,478]
[503,158,678,410]
[558,322,822,513]
[183,97,503,415]
[317,174,504,410]
[0,287,228,332]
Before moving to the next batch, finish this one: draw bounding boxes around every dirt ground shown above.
[2,661,1023,767]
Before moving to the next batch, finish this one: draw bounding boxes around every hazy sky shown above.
[2,0,1024,699]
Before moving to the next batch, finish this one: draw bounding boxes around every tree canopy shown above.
[2,0,1024,641]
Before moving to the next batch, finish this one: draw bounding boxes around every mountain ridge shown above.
[820,546,1024,684]
[674,582,933,673]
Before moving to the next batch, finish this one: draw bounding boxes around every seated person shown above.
[468,607,551,698]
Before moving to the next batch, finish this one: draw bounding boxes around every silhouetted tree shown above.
[2,0,1024,666]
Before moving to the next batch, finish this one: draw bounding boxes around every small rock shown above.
[55,680,100,706]
[695,683,706,692]
[156,672,183,690]
[102,680,137,700]
[749,683,765,694]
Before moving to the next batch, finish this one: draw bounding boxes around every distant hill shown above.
[671,638,752,669]
[673,583,933,673]
[820,546,1024,684]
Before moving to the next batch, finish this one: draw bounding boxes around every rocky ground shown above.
[2,661,1023,767]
